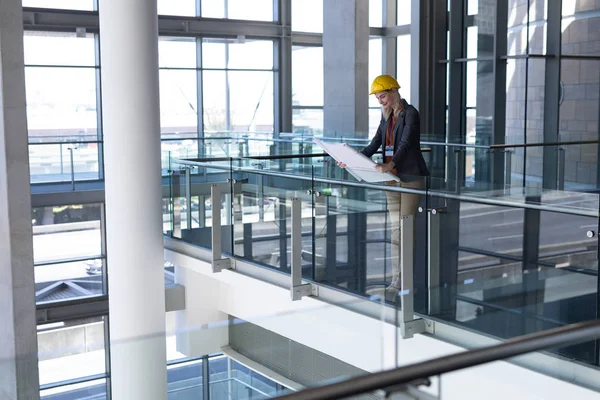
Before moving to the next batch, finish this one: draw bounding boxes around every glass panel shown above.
[427,188,599,365]
[292,46,324,107]
[229,71,274,132]
[40,379,107,400]
[396,34,411,104]
[369,108,382,138]
[160,70,198,136]
[167,359,203,398]
[158,0,196,16]
[24,31,96,67]
[35,258,105,300]
[232,170,313,276]
[32,203,103,264]
[507,0,547,56]
[562,4,600,57]
[159,37,196,68]
[227,0,273,21]
[23,0,94,10]
[293,109,324,135]
[559,60,600,190]
[202,39,274,70]
[467,0,478,16]
[370,0,383,27]
[25,67,98,141]
[203,70,228,132]
[292,0,323,33]
[29,143,102,184]
[202,70,274,133]
[396,0,411,25]
[368,38,383,108]
[312,177,428,302]
[38,317,107,386]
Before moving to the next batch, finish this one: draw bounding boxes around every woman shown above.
[346,74,429,293]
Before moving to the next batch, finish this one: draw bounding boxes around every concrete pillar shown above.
[323,0,370,138]
[0,0,41,399]
[99,1,167,399]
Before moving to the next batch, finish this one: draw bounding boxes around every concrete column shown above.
[323,0,370,138]
[0,0,41,399]
[99,1,167,399]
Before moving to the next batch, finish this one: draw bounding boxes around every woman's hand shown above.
[376,162,395,173]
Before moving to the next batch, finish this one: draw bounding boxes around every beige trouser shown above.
[385,179,423,287]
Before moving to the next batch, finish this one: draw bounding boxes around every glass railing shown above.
[32,294,393,399]
[31,133,600,193]
[165,152,600,369]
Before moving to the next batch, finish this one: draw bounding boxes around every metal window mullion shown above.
[276,0,292,136]
[382,0,397,75]
[94,33,105,181]
[492,0,508,188]
[225,43,231,131]
[542,0,562,189]
[197,37,204,157]
[202,355,210,400]
[410,0,420,108]
[447,0,465,146]
[104,315,112,400]
[100,203,108,296]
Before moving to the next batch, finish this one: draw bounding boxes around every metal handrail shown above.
[490,139,600,149]
[170,156,599,217]
[274,320,600,400]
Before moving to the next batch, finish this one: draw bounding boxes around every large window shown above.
[23,0,95,11]
[292,45,324,134]
[33,203,105,303]
[38,316,107,395]
[369,38,384,136]
[157,0,274,20]
[24,31,102,184]
[292,0,323,33]
[202,38,275,135]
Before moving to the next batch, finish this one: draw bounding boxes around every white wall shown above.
[173,266,229,357]
[167,249,600,400]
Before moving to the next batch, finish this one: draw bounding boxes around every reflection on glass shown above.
[158,0,196,16]
[41,379,107,400]
[368,38,383,108]
[24,31,96,67]
[32,204,102,264]
[37,317,106,386]
[160,70,198,135]
[292,46,324,107]
[159,37,196,68]
[23,0,94,10]
[25,67,98,140]
[292,0,323,33]
[562,12,600,56]
[396,34,412,104]
[202,39,274,70]
[507,0,547,56]
[559,60,599,190]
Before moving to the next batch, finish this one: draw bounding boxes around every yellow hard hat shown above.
[369,74,401,95]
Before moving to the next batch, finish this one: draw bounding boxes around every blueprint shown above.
[313,137,400,183]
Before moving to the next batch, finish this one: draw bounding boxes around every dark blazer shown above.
[361,99,430,179]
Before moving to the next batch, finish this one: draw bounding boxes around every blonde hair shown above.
[381,89,404,121]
